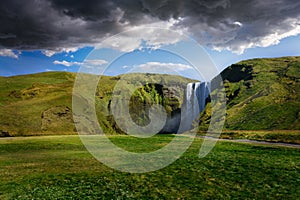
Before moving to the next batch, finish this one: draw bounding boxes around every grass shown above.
[200,56,300,130]
[0,72,193,136]
[0,135,299,199]
[0,72,76,136]
[1,56,299,136]
[198,130,300,144]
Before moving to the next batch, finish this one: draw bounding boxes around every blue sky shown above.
[1,34,299,79]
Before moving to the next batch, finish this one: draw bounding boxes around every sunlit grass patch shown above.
[0,135,299,199]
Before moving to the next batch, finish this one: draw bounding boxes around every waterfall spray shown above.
[178,82,210,133]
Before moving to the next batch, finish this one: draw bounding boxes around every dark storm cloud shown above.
[0,0,299,53]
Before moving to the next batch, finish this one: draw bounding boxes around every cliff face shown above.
[99,74,192,134]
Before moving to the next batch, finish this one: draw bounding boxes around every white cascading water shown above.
[178,82,210,133]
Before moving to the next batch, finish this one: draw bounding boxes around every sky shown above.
[0,0,300,79]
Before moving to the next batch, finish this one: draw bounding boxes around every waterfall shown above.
[178,82,210,133]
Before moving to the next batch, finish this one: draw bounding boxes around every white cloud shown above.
[0,49,19,59]
[43,50,56,57]
[43,47,79,57]
[80,59,108,74]
[212,18,300,54]
[138,62,193,71]
[84,59,108,66]
[97,18,186,52]
[233,21,243,27]
[53,60,82,67]
[255,19,300,47]
[125,62,193,74]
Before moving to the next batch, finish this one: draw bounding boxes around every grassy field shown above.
[198,130,300,144]
[0,135,299,199]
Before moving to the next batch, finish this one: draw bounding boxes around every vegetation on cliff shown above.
[0,72,192,136]
[199,56,300,130]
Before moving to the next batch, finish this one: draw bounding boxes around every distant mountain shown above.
[199,56,300,130]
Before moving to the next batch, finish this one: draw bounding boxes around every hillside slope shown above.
[0,72,75,136]
[0,56,299,136]
[199,56,300,130]
[0,72,192,136]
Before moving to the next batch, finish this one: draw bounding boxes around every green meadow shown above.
[0,135,299,199]
[0,57,299,199]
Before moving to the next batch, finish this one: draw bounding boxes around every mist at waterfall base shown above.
[161,82,210,134]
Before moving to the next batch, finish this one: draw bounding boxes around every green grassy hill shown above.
[0,72,192,136]
[199,56,300,130]
[0,56,299,137]
[0,72,76,136]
